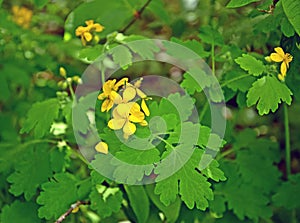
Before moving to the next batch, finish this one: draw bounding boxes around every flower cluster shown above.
[267,47,293,81]
[98,77,150,140]
[12,6,32,28]
[75,20,104,46]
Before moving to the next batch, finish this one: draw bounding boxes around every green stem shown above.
[211,43,215,76]
[283,103,291,177]
[199,102,209,123]
[217,148,235,160]
[220,73,252,88]
[155,135,175,150]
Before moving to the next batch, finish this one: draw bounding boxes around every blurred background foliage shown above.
[0,0,300,222]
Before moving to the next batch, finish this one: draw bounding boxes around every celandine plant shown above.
[0,0,300,223]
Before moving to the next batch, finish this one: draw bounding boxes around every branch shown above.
[120,0,153,33]
[55,201,90,223]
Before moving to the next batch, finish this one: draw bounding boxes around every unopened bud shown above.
[59,67,67,77]
[264,56,272,63]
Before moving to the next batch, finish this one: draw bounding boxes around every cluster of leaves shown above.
[1,0,300,223]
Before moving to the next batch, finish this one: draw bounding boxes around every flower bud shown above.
[59,67,67,77]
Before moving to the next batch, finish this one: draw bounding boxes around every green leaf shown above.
[280,16,295,37]
[235,54,265,76]
[112,146,160,184]
[110,45,132,69]
[7,146,53,201]
[166,93,195,121]
[282,0,300,36]
[32,0,48,8]
[20,98,60,138]
[0,73,10,102]
[155,149,214,210]
[124,185,150,223]
[37,173,79,220]
[90,186,123,218]
[78,45,103,62]
[224,70,256,92]
[215,162,273,221]
[181,73,202,95]
[226,0,260,8]
[127,39,160,60]
[171,37,210,58]
[272,173,300,209]
[247,75,293,115]
[145,184,181,223]
[148,0,170,23]
[198,26,224,46]
[0,201,40,223]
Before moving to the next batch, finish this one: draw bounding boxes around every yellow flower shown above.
[122,78,150,116]
[98,78,128,112]
[270,47,293,77]
[12,6,32,28]
[108,102,147,139]
[75,20,104,46]
[95,141,108,154]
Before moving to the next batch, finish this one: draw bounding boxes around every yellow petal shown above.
[270,53,283,62]
[112,106,123,119]
[129,102,141,114]
[75,26,85,36]
[123,86,136,102]
[123,121,136,136]
[93,23,104,32]
[83,32,93,42]
[101,99,114,112]
[85,20,94,26]
[129,111,145,123]
[280,62,287,76]
[114,77,128,90]
[103,80,115,94]
[136,88,147,99]
[108,118,126,130]
[278,74,285,82]
[110,91,122,104]
[98,92,106,100]
[95,142,108,154]
[134,78,143,88]
[141,99,150,116]
[139,120,148,126]
[274,47,285,57]
[116,103,132,117]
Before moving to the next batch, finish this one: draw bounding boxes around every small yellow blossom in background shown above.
[75,20,104,46]
[98,78,128,112]
[108,102,148,139]
[269,47,293,81]
[95,141,109,154]
[12,6,33,28]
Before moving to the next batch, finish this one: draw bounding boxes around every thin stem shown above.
[120,0,153,33]
[199,102,209,123]
[220,73,252,88]
[55,201,90,223]
[211,43,215,76]
[155,135,175,150]
[283,103,291,177]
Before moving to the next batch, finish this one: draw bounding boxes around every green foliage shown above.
[7,146,53,201]
[226,0,260,8]
[282,0,300,36]
[272,173,300,209]
[1,0,300,222]
[37,173,80,219]
[124,185,150,223]
[1,201,40,223]
[20,98,60,138]
[247,75,293,115]
[235,54,265,76]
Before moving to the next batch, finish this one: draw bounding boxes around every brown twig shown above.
[54,201,90,223]
[119,0,153,33]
